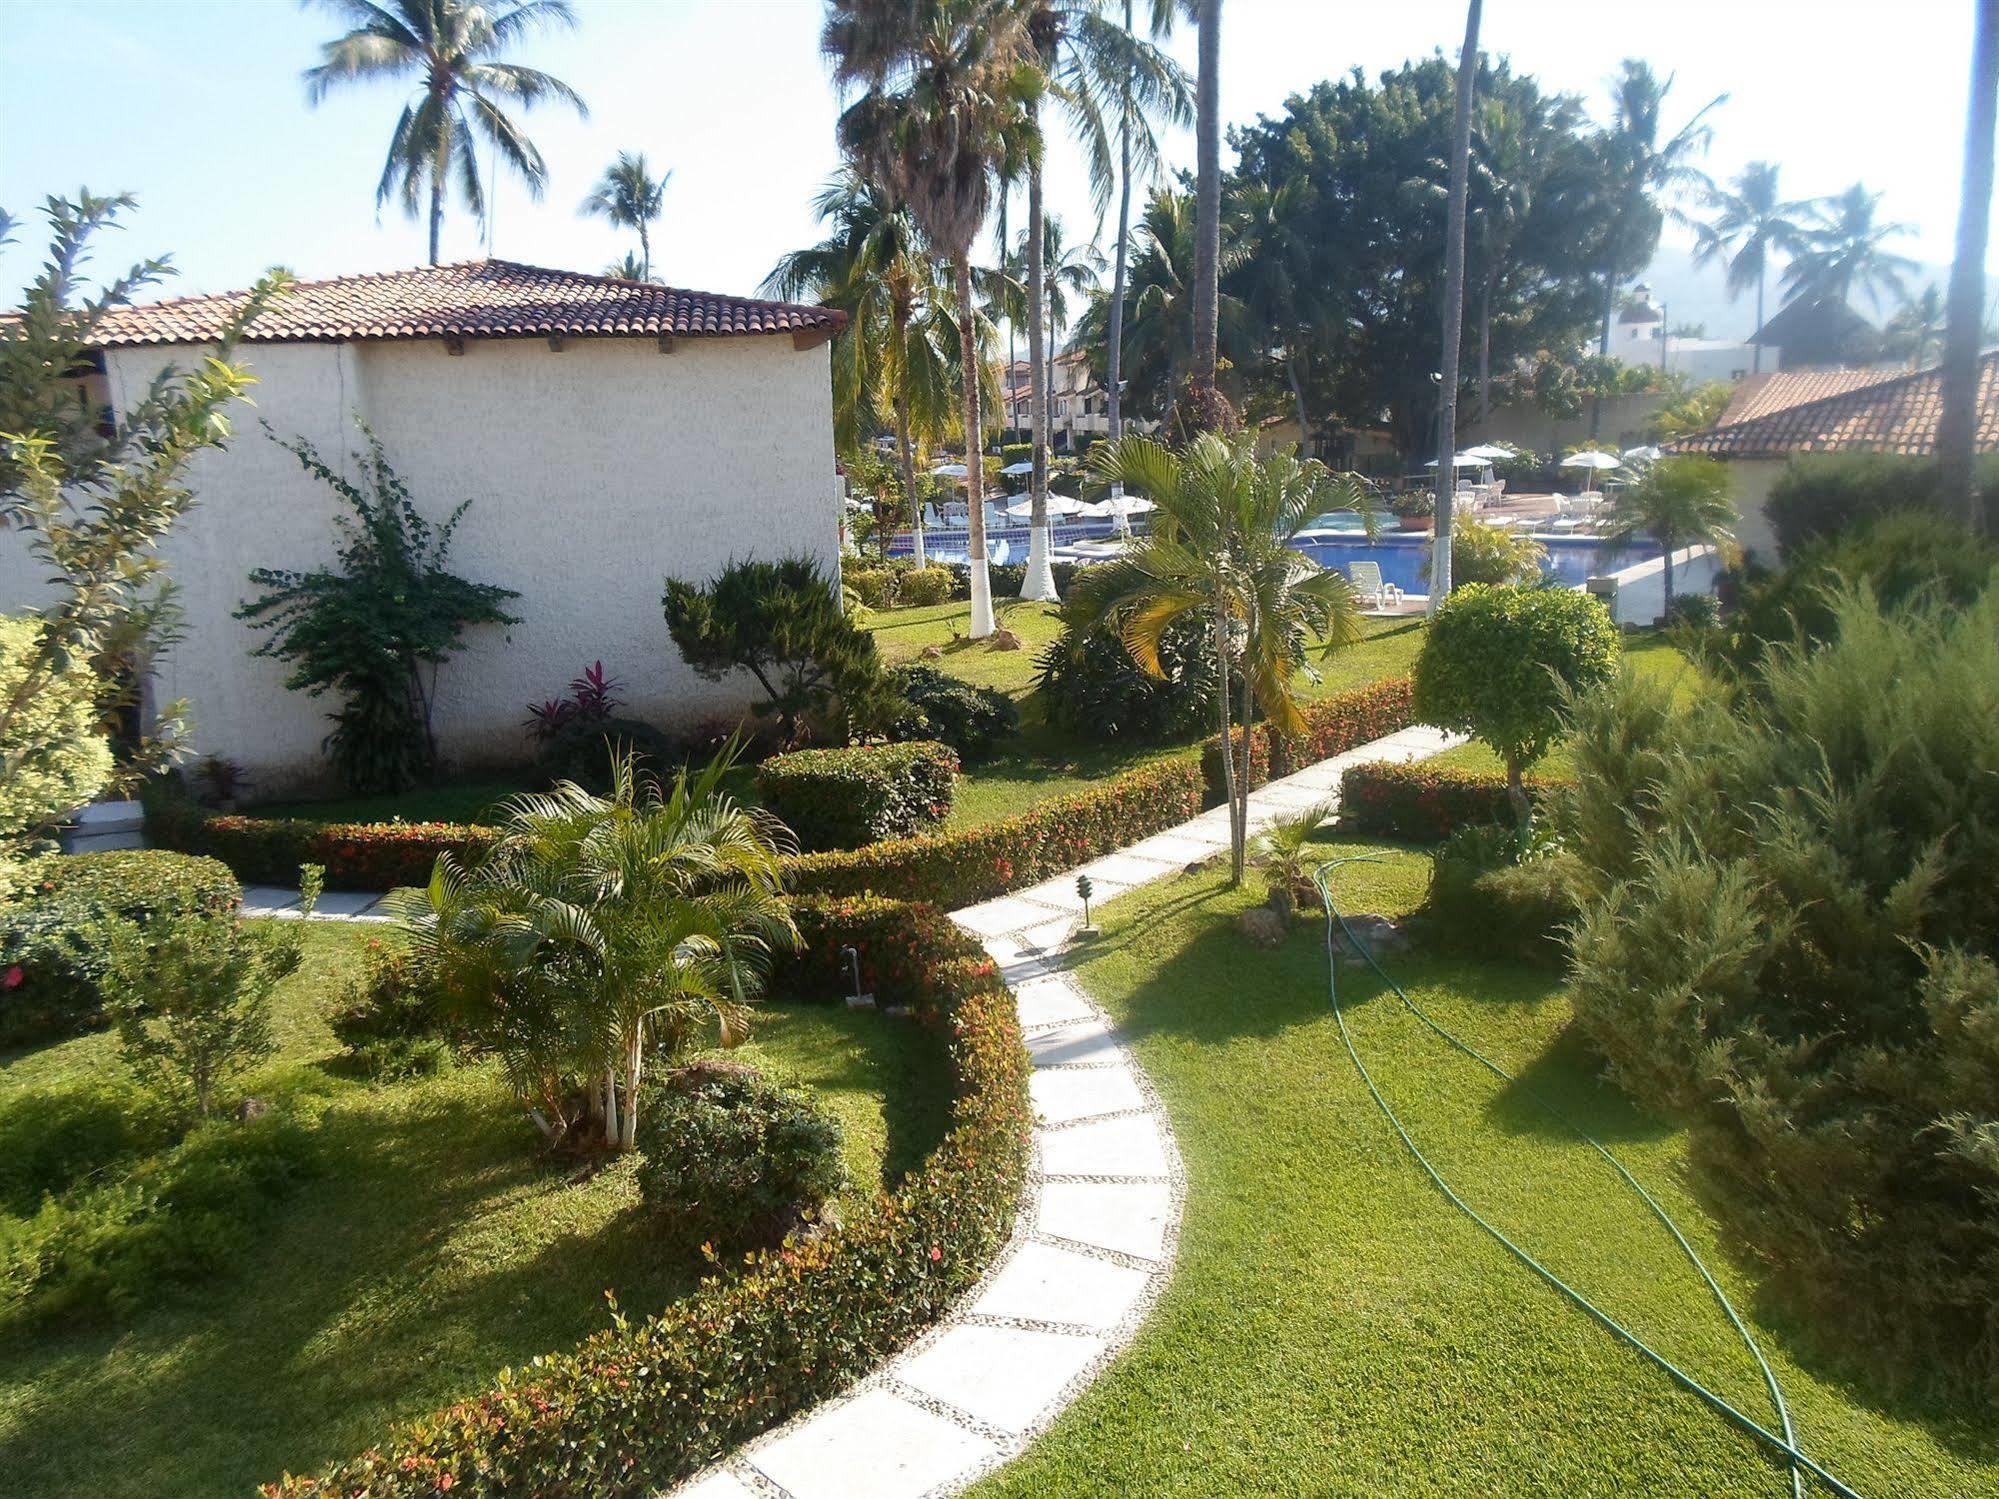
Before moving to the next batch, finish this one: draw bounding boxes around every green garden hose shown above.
[1311,857,1861,1499]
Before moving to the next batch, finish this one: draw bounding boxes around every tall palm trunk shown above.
[1661,533,1677,608]
[956,256,996,637]
[639,221,651,282]
[1212,595,1242,885]
[1939,0,1998,534]
[1476,278,1494,422]
[1108,4,1134,457]
[428,176,444,265]
[895,381,924,566]
[1023,133,1059,601]
[1429,0,1481,616]
[1191,0,1222,392]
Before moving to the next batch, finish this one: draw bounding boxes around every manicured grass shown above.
[0,922,950,1499]
[974,840,1995,1498]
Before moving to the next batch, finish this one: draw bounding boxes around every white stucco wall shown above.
[1727,457,1785,565]
[0,333,838,794]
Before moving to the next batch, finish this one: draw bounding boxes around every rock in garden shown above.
[986,627,1023,652]
[919,644,944,659]
[1237,906,1289,948]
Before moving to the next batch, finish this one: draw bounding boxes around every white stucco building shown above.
[1615,284,1761,385]
[0,260,845,794]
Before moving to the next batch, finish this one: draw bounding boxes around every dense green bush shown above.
[788,756,1206,907]
[1420,824,1577,963]
[637,1063,846,1252]
[0,1080,177,1215]
[535,715,679,792]
[1764,452,1999,557]
[0,614,114,866]
[1337,760,1559,841]
[755,741,958,852]
[0,850,242,1044]
[1561,586,1999,1396]
[1037,611,1217,744]
[841,558,957,611]
[1422,520,1547,587]
[265,896,1028,1499]
[1413,585,1618,822]
[889,665,1018,761]
[1201,678,1416,797]
[329,939,453,1079]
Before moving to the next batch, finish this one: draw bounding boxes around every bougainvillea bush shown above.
[755,741,958,852]
[264,896,1030,1498]
[1200,677,1415,799]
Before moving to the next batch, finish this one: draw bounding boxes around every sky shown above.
[1,0,1993,342]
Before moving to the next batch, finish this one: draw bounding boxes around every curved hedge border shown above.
[1337,759,1564,842]
[145,793,496,891]
[787,756,1206,906]
[265,895,1031,1498]
[1200,677,1415,799]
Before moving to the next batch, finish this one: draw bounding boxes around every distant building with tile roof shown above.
[0,262,846,793]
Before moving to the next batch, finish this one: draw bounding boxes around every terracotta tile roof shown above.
[1668,352,1999,459]
[1715,367,1906,426]
[80,260,845,348]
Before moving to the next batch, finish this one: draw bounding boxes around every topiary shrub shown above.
[755,741,957,852]
[889,665,1017,762]
[896,566,956,608]
[1560,585,1999,1397]
[1036,610,1217,744]
[636,1063,847,1253]
[0,850,242,1045]
[1412,585,1618,824]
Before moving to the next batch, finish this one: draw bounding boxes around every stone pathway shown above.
[229,724,1460,1497]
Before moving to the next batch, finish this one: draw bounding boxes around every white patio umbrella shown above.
[999,460,1036,476]
[1424,453,1487,468]
[1084,494,1156,518]
[1003,494,1090,519]
[929,462,970,478]
[1560,450,1621,493]
[1621,444,1663,465]
[1459,443,1513,461]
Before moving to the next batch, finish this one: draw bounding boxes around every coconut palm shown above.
[304,0,587,264]
[1076,433,1370,883]
[1599,454,1737,609]
[1937,0,1997,533]
[826,0,1041,639]
[1228,175,1315,444]
[1781,183,1919,313]
[767,172,962,564]
[1016,216,1105,447]
[602,251,652,282]
[580,151,669,281]
[394,749,798,1153]
[1429,0,1482,615]
[1883,284,1946,369]
[1691,162,1810,373]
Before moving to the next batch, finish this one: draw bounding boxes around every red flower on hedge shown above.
[3,966,21,989]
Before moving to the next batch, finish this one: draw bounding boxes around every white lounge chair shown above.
[990,539,1011,566]
[1346,559,1401,610]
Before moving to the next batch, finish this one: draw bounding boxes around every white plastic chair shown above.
[1347,559,1388,608]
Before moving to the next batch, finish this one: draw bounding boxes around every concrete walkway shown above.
[671,722,1459,1499]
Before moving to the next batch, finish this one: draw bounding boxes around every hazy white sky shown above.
[1,0,1991,323]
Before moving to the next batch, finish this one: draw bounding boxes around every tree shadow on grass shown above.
[1483,1022,1673,1146]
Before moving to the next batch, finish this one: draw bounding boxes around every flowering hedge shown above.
[1337,759,1565,842]
[1199,678,1415,802]
[266,895,1030,1498]
[787,756,1207,907]
[145,793,496,891]
[755,741,958,852]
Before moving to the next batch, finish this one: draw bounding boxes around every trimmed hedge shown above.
[146,792,496,891]
[1200,678,1416,801]
[756,741,959,852]
[1338,760,1563,842]
[264,895,1030,1498]
[787,756,1207,907]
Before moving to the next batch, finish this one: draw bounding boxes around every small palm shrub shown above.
[889,665,1018,762]
[1249,800,1337,914]
[1422,519,1547,587]
[1560,585,1999,1396]
[636,1062,847,1252]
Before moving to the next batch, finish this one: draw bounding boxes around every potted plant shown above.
[1390,490,1435,531]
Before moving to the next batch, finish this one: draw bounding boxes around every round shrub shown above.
[0,851,242,1045]
[536,716,679,792]
[1035,611,1217,744]
[890,665,1018,762]
[895,566,956,608]
[755,740,957,852]
[636,1063,847,1252]
[0,614,114,854]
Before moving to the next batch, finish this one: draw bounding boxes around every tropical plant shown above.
[1034,607,1216,743]
[524,661,624,743]
[1882,284,1946,368]
[1423,518,1546,587]
[1781,183,1918,313]
[580,151,668,281]
[603,251,652,282]
[1413,583,1619,823]
[1075,433,1369,882]
[662,557,893,746]
[1598,454,1737,607]
[302,0,587,263]
[1691,161,1810,372]
[1428,0,1482,609]
[393,750,799,1152]
[1938,0,1998,534]
[1249,797,1337,912]
[825,0,1041,639]
[236,426,520,794]
[0,194,285,869]
[1644,378,1733,443]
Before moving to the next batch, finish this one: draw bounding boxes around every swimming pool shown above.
[1291,532,1656,594]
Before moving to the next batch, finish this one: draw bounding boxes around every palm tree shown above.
[304,0,587,265]
[1692,161,1809,373]
[396,750,798,1152]
[1429,0,1482,615]
[1229,175,1314,444]
[580,151,669,281]
[1188,0,1225,422]
[1883,284,1946,369]
[1023,216,1105,441]
[1937,0,1997,534]
[603,250,652,282]
[1077,433,1369,883]
[1781,184,1918,312]
[826,0,1040,639]
[1599,455,1737,609]
[767,172,960,565]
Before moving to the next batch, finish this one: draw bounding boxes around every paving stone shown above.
[240,885,300,915]
[1075,852,1175,887]
[1013,913,1080,954]
[1012,876,1131,914]
[308,890,384,918]
[749,1389,995,1499]
[969,1241,1152,1331]
[1036,1180,1174,1261]
[1025,1019,1122,1066]
[1122,831,1226,864]
[673,1468,763,1499]
[1251,783,1334,812]
[1030,1065,1146,1125]
[952,895,1063,938]
[898,1324,1106,1434]
[1038,1114,1171,1178]
[1013,974,1096,1029]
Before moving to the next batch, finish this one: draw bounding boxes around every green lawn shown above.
[974,841,1995,1498]
[0,922,950,1499]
